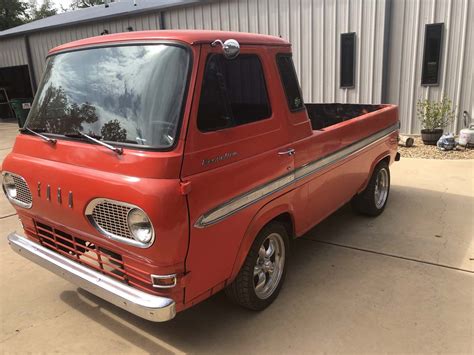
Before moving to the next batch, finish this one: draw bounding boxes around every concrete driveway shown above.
[0,121,473,354]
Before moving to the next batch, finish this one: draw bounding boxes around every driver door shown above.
[181,44,294,302]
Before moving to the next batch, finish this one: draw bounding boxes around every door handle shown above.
[278,148,295,156]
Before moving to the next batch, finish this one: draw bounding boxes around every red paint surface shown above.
[2,31,398,313]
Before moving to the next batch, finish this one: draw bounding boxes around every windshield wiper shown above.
[65,131,123,155]
[20,127,57,145]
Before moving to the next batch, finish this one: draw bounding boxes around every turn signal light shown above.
[151,274,177,288]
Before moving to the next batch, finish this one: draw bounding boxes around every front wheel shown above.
[351,161,391,216]
[225,221,289,311]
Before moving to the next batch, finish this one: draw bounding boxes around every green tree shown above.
[29,0,57,21]
[0,0,29,31]
[69,0,114,9]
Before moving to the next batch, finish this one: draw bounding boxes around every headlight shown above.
[2,173,17,199]
[127,208,154,244]
[85,198,154,248]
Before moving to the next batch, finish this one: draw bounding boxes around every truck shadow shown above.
[303,184,473,272]
[60,237,341,353]
[59,184,473,353]
[60,288,262,354]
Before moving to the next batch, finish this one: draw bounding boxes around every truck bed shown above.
[306,103,383,130]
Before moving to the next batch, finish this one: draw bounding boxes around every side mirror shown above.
[211,39,240,59]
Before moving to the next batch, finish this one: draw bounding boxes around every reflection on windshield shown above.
[101,119,127,142]
[33,85,99,133]
[26,44,190,148]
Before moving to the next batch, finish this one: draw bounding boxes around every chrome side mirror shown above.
[211,39,240,59]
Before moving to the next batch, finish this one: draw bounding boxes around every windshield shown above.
[26,44,190,149]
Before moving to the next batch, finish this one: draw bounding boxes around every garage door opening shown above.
[0,65,34,119]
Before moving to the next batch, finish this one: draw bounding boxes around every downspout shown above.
[381,0,392,103]
[24,35,37,95]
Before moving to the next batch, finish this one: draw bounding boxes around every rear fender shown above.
[358,151,392,193]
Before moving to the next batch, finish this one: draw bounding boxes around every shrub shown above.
[416,97,455,131]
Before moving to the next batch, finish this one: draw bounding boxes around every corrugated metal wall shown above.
[28,12,163,84]
[0,36,28,67]
[2,0,471,134]
[163,0,388,105]
[387,0,473,134]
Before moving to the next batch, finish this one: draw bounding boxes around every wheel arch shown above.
[227,200,295,283]
[358,152,391,193]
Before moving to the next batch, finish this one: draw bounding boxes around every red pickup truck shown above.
[2,30,399,322]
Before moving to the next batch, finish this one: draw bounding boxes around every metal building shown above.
[0,0,472,133]
[386,0,473,134]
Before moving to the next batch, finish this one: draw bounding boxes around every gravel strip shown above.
[398,137,474,160]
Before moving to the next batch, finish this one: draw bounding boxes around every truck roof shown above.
[49,30,291,55]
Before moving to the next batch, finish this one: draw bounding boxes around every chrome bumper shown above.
[7,232,176,322]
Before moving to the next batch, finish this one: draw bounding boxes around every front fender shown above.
[228,194,296,282]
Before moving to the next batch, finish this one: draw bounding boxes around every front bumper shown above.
[8,232,176,322]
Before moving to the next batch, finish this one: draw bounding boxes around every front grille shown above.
[91,200,132,240]
[32,220,157,294]
[9,174,32,208]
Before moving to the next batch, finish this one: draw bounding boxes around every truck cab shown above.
[2,30,399,321]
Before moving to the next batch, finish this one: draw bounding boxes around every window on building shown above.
[340,32,356,88]
[197,54,271,132]
[276,54,304,111]
[421,23,444,85]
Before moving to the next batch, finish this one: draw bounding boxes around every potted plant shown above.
[417,97,455,145]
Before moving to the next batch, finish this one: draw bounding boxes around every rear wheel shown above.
[351,161,390,216]
[225,221,289,310]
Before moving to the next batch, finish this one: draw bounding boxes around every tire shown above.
[225,221,289,311]
[351,161,390,216]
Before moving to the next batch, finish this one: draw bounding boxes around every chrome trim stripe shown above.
[8,232,176,322]
[195,173,295,228]
[195,123,398,228]
[295,123,398,181]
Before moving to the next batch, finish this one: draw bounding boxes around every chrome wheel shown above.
[374,168,389,209]
[253,232,285,300]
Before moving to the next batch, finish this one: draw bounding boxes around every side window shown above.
[197,54,271,132]
[276,54,304,111]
